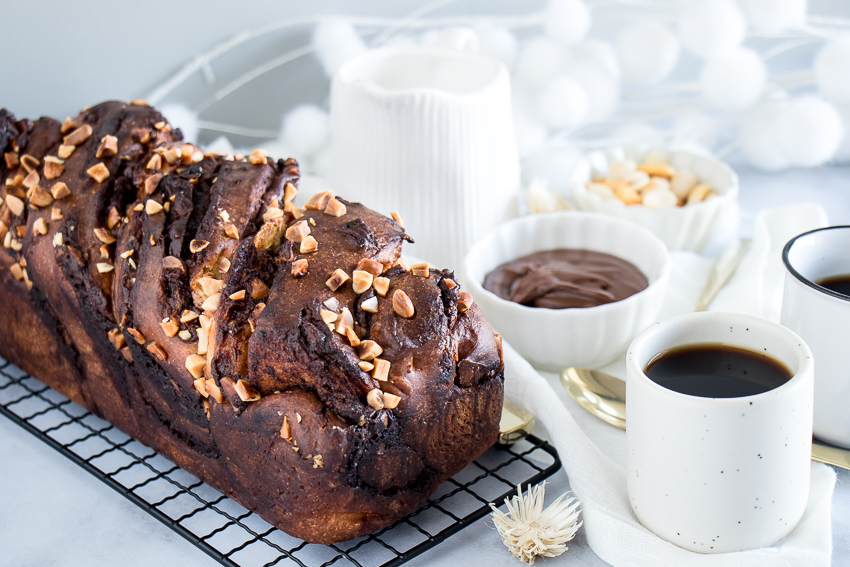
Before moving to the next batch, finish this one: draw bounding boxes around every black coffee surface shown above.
[817,274,850,298]
[644,344,792,398]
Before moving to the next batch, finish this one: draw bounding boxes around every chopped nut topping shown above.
[202,292,221,312]
[253,217,287,250]
[229,289,246,301]
[107,328,126,350]
[283,182,297,203]
[149,235,156,246]
[280,415,291,440]
[10,263,23,281]
[305,190,333,210]
[4,152,19,169]
[284,202,305,219]
[180,310,200,323]
[120,347,133,362]
[373,277,390,296]
[358,360,375,372]
[346,327,361,347]
[94,228,116,244]
[97,262,115,273]
[185,354,206,378]
[262,206,284,222]
[361,296,379,313]
[144,173,162,195]
[320,309,338,326]
[191,151,204,163]
[51,207,64,221]
[334,307,354,335]
[154,121,166,130]
[43,156,64,179]
[326,268,349,291]
[300,235,318,254]
[30,186,54,208]
[444,278,458,290]
[392,289,415,318]
[356,258,383,277]
[352,270,373,294]
[217,257,231,273]
[60,117,77,134]
[194,378,209,398]
[20,154,39,172]
[146,154,162,171]
[382,392,401,409]
[313,454,324,469]
[291,258,308,277]
[248,149,268,165]
[162,147,179,164]
[64,124,92,146]
[128,258,137,269]
[145,199,163,215]
[367,389,384,410]
[358,340,383,361]
[372,358,390,381]
[120,249,134,259]
[323,297,340,311]
[99,244,110,260]
[53,232,64,247]
[411,262,429,277]
[130,99,149,106]
[234,379,262,402]
[324,198,347,217]
[198,276,224,296]
[197,327,209,355]
[57,144,76,159]
[458,291,474,313]
[147,342,167,361]
[162,256,183,270]
[178,330,192,341]
[205,379,224,403]
[96,135,118,158]
[390,211,404,229]
[224,224,240,239]
[87,163,110,183]
[189,239,209,253]
[250,278,270,299]
[285,220,310,243]
[180,144,194,163]
[22,170,40,189]
[393,257,411,272]
[133,203,144,212]
[127,327,146,345]
[160,318,179,337]
[219,209,231,223]
[15,225,25,238]
[50,181,71,200]
[32,217,48,236]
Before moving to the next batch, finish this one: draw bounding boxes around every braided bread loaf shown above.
[0,101,504,543]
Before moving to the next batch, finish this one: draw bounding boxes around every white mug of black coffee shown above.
[626,312,814,553]
[782,225,850,448]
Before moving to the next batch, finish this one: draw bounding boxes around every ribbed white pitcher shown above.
[330,46,520,272]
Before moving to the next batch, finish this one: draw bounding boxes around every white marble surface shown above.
[1,164,849,566]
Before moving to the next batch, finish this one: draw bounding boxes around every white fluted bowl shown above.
[465,211,670,371]
[570,146,738,252]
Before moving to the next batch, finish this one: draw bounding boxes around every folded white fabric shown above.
[503,204,836,566]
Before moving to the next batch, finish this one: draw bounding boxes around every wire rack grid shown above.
[0,355,561,567]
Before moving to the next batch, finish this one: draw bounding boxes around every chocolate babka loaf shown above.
[0,101,504,543]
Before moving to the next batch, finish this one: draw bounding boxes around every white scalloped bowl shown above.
[464,211,670,371]
[570,146,738,252]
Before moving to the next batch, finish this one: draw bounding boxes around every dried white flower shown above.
[489,483,582,564]
[525,178,572,214]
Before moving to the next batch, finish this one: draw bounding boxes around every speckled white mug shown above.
[626,312,814,554]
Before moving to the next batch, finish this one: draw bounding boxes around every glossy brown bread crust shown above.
[0,101,504,543]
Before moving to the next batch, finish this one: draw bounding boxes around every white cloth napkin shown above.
[503,203,836,566]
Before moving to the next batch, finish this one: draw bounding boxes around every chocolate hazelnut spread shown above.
[483,249,648,309]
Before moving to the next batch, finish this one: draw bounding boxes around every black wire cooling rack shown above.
[0,356,561,567]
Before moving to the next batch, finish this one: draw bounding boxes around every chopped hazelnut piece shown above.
[358,340,383,361]
[202,292,221,312]
[392,289,415,318]
[64,124,92,146]
[205,379,224,403]
[180,144,194,163]
[291,258,308,277]
[162,147,179,164]
[194,378,209,398]
[144,173,162,195]
[127,327,146,344]
[146,342,167,361]
[285,220,310,243]
[130,99,149,106]
[128,258,137,269]
[300,235,318,254]
[352,270,374,294]
[191,151,204,163]
[162,256,183,270]
[217,257,231,273]
[253,217,287,250]
[372,358,390,381]
[198,276,223,296]
[20,154,39,173]
[458,291,474,313]
[160,318,179,337]
[146,154,162,171]
[356,259,382,278]
[189,239,209,253]
[197,327,209,355]
[312,454,324,469]
[99,244,110,259]
[284,202,305,219]
[224,224,240,239]
[30,186,54,208]
[250,278,270,299]
[4,152,19,169]
[324,297,340,311]
[334,307,354,335]
[57,144,75,159]
[10,263,23,281]
[120,249,134,259]
[280,415,291,440]
[248,149,268,165]
[185,354,206,378]
[326,268,349,291]
[180,310,200,323]
[96,135,118,158]
[60,117,77,134]
[443,278,458,290]
[23,170,40,189]
[96,262,115,273]
[87,163,110,183]
[346,327,361,347]
[366,389,384,410]
[52,232,64,247]
[382,393,401,409]
[94,228,116,244]
[373,277,390,296]
[234,379,262,402]
[324,198,346,217]
[32,217,48,236]
[229,289,246,301]
[154,121,166,130]
[262,206,284,222]
[44,157,64,180]
[393,257,411,272]
[361,295,379,313]
[178,330,192,341]
[133,203,144,212]
[107,328,126,350]
[50,182,71,200]
[358,360,375,372]
[320,309,338,326]
[145,199,163,215]
[411,262,429,277]
[305,190,333,210]
[51,207,63,221]
[283,182,297,203]
[390,211,404,229]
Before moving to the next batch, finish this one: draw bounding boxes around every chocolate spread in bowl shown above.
[482,249,648,309]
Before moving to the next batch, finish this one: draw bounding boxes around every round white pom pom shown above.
[740,102,790,171]
[515,37,568,92]
[475,25,518,67]
[512,107,548,157]
[281,104,329,158]
[313,18,367,78]
[159,103,199,143]
[616,20,680,84]
[776,96,844,167]
[815,39,850,104]
[699,47,766,109]
[678,0,746,59]
[740,0,806,35]
[672,114,720,150]
[538,77,588,130]
[572,40,620,80]
[543,0,591,46]
[564,59,619,120]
